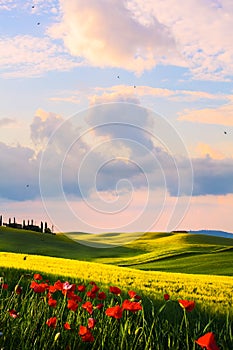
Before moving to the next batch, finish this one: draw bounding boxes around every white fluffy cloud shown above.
[1,0,233,79]
[0,35,81,78]
[129,0,233,80]
[46,0,233,80]
[48,0,183,75]
[178,102,233,126]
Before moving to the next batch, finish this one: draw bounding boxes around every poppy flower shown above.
[53,280,63,291]
[88,317,96,329]
[122,299,142,313]
[128,290,141,300]
[1,283,8,290]
[8,309,19,318]
[46,317,57,328]
[195,332,220,350]
[82,301,93,315]
[67,291,82,302]
[64,322,71,330]
[109,286,121,295]
[91,284,100,293]
[15,285,23,295]
[86,291,96,299]
[48,298,57,308]
[105,305,123,319]
[67,299,78,312]
[34,273,43,280]
[164,293,170,301]
[79,325,94,342]
[178,299,195,312]
[96,303,104,310]
[30,282,48,293]
[98,291,106,300]
[77,285,86,292]
[63,282,76,292]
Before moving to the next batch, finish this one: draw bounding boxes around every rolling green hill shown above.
[0,226,232,276]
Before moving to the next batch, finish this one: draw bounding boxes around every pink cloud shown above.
[48,0,182,75]
[178,103,233,126]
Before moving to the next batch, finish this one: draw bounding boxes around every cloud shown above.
[0,35,82,78]
[1,105,233,203]
[89,91,140,106]
[0,142,39,201]
[0,0,16,11]
[45,0,233,79]
[195,143,226,160]
[48,0,182,75]
[178,102,233,126]
[130,0,233,80]
[92,85,227,102]
[2,0,233,80]
[192,156,233,195]
[30,109,63,144]
[0,117,16,127]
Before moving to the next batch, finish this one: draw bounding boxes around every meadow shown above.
[0,227,232,349]
[0,227,233,276]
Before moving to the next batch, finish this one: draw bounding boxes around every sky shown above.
[0,0,233,235]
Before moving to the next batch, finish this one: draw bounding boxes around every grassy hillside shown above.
[0,226,232,275]
[0,252,232,312]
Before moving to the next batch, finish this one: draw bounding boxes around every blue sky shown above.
[0,0,233,234]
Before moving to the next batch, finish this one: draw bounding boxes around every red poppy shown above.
[109,286,121,295]
[48,285,56,293]
[82,301,93,315]
[15,285,23,295]
[67,299,78,312]
[98,291,106,300]
[79,326,94,342]
[1,283,8,290]
[91,284,100,293]
[46,317,57,328]
[34,273,43,281]
[67,291,82,302]
[96,303,104,310]
[48,298,57,308]
[64,322,71,330]
[89,281,96,285]
[30,281,48,293]
[195,332,220,350]
[128,290,141,300]
[164,293,170,301]
[122,299,142,312]
[105,305,123,319]
[88,317,96,329]
[53,280,63,291]
[8,309,19,318]
[86,291,96,299]
[77,285,86,292]
[178,299,195,312]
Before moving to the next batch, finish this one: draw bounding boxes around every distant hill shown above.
[189,230,233,239]
[0,227,233,276]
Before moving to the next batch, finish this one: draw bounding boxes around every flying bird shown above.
[32,5,35,8]
[117,75,120,79]
[134,85,136,88]
[37,22,40,25]
[224,131,227,134]
[26,184,29,188]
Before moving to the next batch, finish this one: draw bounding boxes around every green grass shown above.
[0,227,232,276]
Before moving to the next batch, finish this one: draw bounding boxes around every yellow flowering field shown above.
[0,251,232,313]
